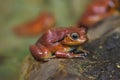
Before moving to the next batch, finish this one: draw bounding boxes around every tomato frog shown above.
[14,12,55,36]
[30,26,89,61]
[79,0,120,27]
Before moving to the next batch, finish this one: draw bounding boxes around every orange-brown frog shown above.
[79,0,120,27]
[30,26,88,61]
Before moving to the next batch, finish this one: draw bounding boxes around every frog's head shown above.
[61,27,88,46]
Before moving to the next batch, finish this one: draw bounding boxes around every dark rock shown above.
[83,33,120,80]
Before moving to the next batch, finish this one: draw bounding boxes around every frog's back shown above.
[37,28,68,45]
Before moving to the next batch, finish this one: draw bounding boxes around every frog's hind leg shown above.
[30,45,54,61]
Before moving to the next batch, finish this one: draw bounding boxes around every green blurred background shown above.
[0,0,92,80]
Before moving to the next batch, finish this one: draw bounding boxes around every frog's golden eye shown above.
[70,33,79,40]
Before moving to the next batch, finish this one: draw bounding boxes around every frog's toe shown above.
[75,51,89,57]
[76,52,89,58]
[80,52,88,57]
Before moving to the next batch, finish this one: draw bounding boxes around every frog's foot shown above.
[55,51,87,59]
[75,50,89,57]
[76,47,89,56]
[30,45,54,61]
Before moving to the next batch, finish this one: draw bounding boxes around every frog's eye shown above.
[70,33,79,40]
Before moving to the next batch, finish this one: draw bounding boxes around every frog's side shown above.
[30,27,88,61]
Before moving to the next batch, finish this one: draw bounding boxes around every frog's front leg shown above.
[76,46,89,56]
[55,47,87,58]
[30,44,55,61]
[55,47,89,58]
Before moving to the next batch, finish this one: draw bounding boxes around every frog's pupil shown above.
[73,35,78,39]
[71,33,79,40]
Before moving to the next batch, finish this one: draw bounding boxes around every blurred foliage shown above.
[0,0,92,80]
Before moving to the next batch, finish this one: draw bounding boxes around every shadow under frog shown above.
[30,26,89,61]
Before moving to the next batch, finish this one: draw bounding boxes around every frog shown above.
[79,0,120,27]
[14,12,55,36]
[30,26,89,61]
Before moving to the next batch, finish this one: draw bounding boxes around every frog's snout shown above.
[79,35,88,43]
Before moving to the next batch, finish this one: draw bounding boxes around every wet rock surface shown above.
[83,33,120,80]
[19,16,120,80]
